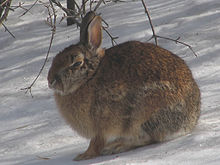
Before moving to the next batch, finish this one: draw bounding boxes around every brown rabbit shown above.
[47,11,200,161]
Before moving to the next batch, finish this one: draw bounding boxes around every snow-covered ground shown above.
[1,0,220,164]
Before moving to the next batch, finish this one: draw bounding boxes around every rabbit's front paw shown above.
[101,138,131,155]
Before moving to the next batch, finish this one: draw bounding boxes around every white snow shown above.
[0,0,220,164]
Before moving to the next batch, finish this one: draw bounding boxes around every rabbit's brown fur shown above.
[48,12,200,161]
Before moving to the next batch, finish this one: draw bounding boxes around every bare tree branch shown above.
[51,0,81,26]
[0,0,11,7]
[2,22,15,38]
[71,0,80,12]
[0,0,15,38]
[101,16,118,46]
[0,0,12,25]
[82,0,86,14]
[21,0,57,96]
[141,0,197,56]
[103,26,118,46]
[154,35,198,57]
[81,0,89,14]
[141,0,157,46]
[19,0,39,17]
[94,0,105,11]
[11,2,29,13]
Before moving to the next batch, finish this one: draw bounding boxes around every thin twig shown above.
[101,18,109,28]
[15,2,29,13]
[19,0,39,17]
[2,22,15,38]
[103,26,118,46]
[102,16,118,46]
[11,2,27,11]
[0,0,10,7]
[39,1,54,28]
[0,0,14,38]
[74,0,81,12]
[21,0,57,96]
[154,35,198,57]
[141,0,197,56]
[81,0,89,14]
[51,0,76,17]
[89,0,93,11]
[0,0,12,25]
[50,0,81,26]
[141,0,157,45]
[94,0,105,11]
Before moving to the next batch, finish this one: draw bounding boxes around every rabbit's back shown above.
[91,41,200,140]
[97,41,192,85]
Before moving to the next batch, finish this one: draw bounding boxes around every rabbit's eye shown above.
[69,61,83,69]
[73,61,82,67]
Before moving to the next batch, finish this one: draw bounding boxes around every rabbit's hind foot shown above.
[101,134,152,155]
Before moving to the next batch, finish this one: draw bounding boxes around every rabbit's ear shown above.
[80,12,102,51]
[87,15,102,50]
[80,11,96,45]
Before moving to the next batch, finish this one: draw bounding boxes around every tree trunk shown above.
[67,0,76,26]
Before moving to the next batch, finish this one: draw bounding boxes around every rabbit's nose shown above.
[48,73,60,89]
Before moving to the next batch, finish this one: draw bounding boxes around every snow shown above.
[0,0,220,164]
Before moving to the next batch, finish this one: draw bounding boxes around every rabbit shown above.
[47,11,200,161]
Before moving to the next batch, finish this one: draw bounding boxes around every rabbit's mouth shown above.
[48,79,64,94]
[48,78,81,95]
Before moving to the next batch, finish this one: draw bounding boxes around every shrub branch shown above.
[21,0,57,96]
[141,0,197,57]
